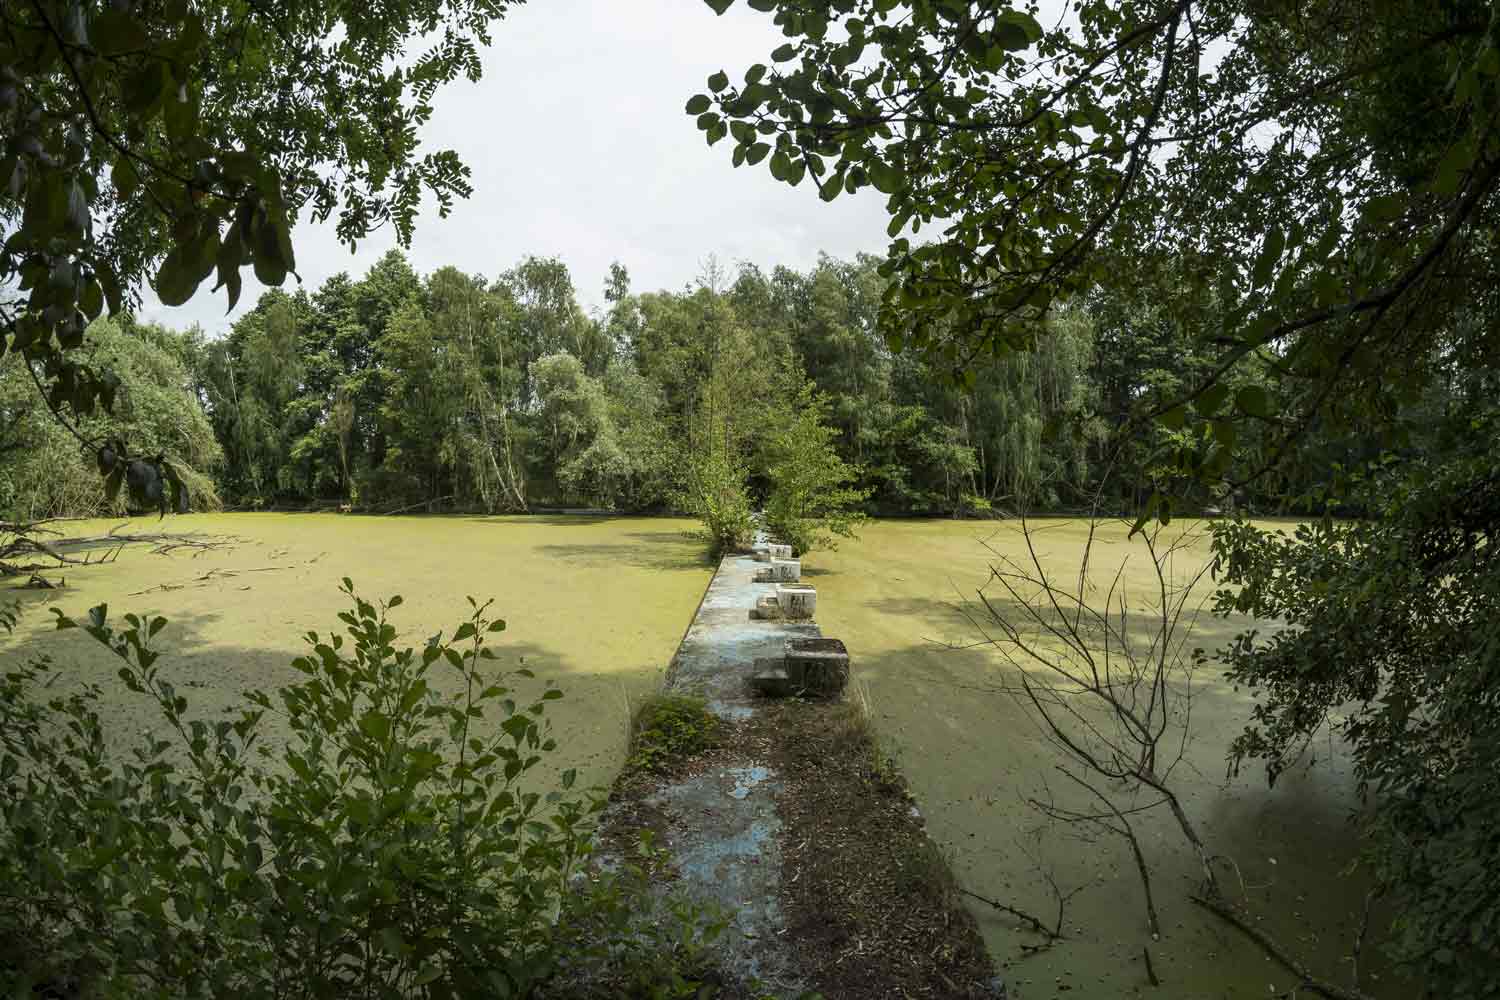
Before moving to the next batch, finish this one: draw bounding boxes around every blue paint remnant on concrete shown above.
[707,700,755,721]
[729,765,771,799]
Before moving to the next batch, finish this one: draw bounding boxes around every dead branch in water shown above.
[958,514,1372,991]
[1190,894,1375,1000]
[379,495,455,516]
[0,519,238,577]
[959,887,1066,942]
[127,563,307,596]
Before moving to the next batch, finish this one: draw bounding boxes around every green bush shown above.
[0,583,717,998]
[628,695,721,774]
[681,443,755,556]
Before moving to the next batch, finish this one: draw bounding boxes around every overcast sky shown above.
[138,0,893,335]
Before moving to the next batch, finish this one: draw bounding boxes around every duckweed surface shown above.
[808,518,1407,999]
[1,513,714,796]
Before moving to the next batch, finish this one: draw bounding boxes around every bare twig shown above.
[958,888,1065,942]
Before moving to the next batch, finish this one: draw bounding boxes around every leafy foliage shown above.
[627,695,721,775]
[1210,441,1500,995]
[681,428,755,556]
[0,317,220,520]
[0,0,523,473]
[695,0,1500,469]
[761,378,869,554]
[694,1,1500,988]
[0,583,718,997]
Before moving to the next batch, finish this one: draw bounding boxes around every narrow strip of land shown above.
[600,544,1003,998]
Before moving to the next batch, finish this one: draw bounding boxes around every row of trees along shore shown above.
[1,249,1391,523]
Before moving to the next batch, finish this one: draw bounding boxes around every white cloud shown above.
[139,0,891,334]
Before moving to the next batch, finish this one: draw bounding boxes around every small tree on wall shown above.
[681,420,755,556]
[761,380,870,555]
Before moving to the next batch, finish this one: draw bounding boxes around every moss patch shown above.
[627,693,722,775]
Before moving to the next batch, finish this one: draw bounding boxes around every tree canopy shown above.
[1,0,522,424]
[695,0,1499,492]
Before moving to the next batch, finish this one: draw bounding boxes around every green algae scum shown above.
[1,513,715,797]
[2,514,1403,998]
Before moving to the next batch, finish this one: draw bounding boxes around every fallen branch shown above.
[127,565,292,596]
[1190,894,1375,1000]
[959,888,1066,941]
[380,495,455,516]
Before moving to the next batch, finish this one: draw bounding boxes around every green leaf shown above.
[704,0,734,13]
[123,62,169,116]
[997,10,1044,44]
[93,9,151,55]
[772,43,798,62]
[358,711,391,741]
[1252,226,1284,288]
[79,279,104,320]
[685,94,711,115]
[1431,138,1476,196]
[155,249,199,307]
[708,70,729,92]
[746,142,771,165]
[378,926,406,956]
[1236,385,1270,418]
[112,157,140,199]
[1194,382,1230,416]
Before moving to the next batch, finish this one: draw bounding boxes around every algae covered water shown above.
[0,513,714,797]
[809,518,1405,999]
[2,513,1403,997]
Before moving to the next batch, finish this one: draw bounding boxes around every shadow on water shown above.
[0,599,622,777]
[475,514,619,527]
[838,634,1409,996]
[537,542,714,573]
[621,530,700,545]
[862,594,977,622]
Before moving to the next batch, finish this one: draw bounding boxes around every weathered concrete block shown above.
[749,655,798,697]
[767,543,793,559]
[775,584,816,620]
[785,637,850,696]
[749,594,784,620]
[754,559,801,583]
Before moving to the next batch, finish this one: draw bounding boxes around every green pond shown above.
[1,513,716,796]
[1,514,1402,998]
[812,518,1405,999]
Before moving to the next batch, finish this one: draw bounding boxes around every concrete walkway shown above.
[641,545,822,993]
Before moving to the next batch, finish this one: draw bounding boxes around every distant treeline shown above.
[1,250,1419,522]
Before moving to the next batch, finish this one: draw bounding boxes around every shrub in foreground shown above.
[0,582,719,998]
